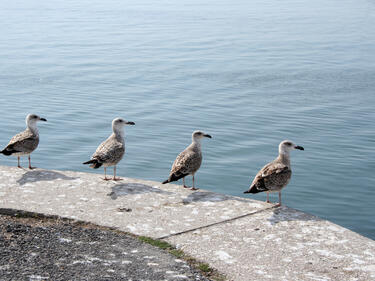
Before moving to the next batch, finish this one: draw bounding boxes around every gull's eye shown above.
[285,142,292,146]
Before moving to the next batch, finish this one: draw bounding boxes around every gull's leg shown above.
[275,191,282,207]
[113,165,123,181]
[183,177,189,188]
[17,157,21,168]
[103,167,110,181]
[28,155,36,169]
[266,192,270,203]
[191,174,198,191]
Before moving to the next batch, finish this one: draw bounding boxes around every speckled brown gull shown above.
[162,130,211,190]
[244,140,304,206]
[0,114,47,169]
[83,117,135,181]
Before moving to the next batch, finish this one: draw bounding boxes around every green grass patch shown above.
[138,235,226,280]
[169,249,184,258]
[138,236,172,250]
[198,263,211,272]
[139,236,184,258]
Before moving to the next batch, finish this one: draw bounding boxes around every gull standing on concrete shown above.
[0,114,47,169]
[83,117,135,181]
[244,140,304,206]
[162,130,211,190]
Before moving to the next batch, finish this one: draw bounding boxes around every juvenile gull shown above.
[244,140,304,206]
[0,114,47,169]
[162,130,211,190]
[83,117,135,181]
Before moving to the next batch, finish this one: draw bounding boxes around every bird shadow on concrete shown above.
[267,206,321,225]
[17,170,78,186]
[108,183,173,200]
[182,191,249,205]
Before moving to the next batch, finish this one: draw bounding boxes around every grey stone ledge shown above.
[0,165,374,281]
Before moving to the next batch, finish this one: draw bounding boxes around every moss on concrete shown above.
[138,235,226,281]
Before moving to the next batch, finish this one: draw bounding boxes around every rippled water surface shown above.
[1,0,374,239]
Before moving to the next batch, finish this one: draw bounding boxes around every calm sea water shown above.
[1,0,374,239]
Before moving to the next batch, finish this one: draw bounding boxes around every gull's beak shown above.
[126,121,135,125]
[295,145,304,150]
[204,134,212,139]
[40,118,47,122]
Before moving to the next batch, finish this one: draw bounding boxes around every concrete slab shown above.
[0,165,374,281]
[0,166,268,238]
[166,206,375,281]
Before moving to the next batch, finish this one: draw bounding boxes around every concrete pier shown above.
[0,165,374,281]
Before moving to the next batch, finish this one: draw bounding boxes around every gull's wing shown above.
[2,130,39,154]
[246,161,291,193]
[92,135,125,165]
[166,146,202,182]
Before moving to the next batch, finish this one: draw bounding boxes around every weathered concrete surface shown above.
[0,166,267,238]
[0,165,374,281]
[0,214,210,281]
[167,207,375,281]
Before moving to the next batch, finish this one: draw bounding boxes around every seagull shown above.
[244,140,304,206]
[0,114,47,169]
[162,130,211,190]
[83,117,135,181]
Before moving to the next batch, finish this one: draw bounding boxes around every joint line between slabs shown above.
[158,205,278,240]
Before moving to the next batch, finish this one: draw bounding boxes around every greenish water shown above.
[0,0,374,239]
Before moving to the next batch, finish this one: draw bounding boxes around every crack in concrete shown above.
[158,205,278,240]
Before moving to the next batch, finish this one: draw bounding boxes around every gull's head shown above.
[192,130,212,142]
[279,140,304,154]
[112,117,135,131]
[26,114,47,126]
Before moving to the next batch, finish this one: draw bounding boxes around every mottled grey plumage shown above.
[91,133,125,168]
[249,158,292,193]
[171,143,202,178]
[244,140,304,205]
[0,114,47,169]
[4,129,39,156]
[83,117,135,180]
[163,130,211,190]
